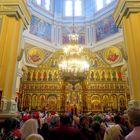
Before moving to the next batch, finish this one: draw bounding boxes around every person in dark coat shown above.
[48,114,87,140]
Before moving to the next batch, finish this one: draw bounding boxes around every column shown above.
[0,0,30,114]
[114,0,140,108]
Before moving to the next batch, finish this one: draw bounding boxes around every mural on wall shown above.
[78,35,85,44]
[62,35,69,44]
[103,47,122,65]
[25,45,53,66]
[62,26,85,45]
[96,46,123,65]
[30,15,52,42]
[27,47,46,65]
[95,16,118,42]
[63,34,85,45]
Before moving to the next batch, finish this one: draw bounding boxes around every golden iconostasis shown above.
[19,45,130,113]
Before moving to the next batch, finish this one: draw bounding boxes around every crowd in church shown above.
[0,107,140,140]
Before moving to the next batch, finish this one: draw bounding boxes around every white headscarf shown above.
[104,124,124,140]
[21,119,38,140]
[26,134,44,140]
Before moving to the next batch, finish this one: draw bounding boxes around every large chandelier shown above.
[59,33,89,86]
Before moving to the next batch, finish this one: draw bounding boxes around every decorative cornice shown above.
[113,0,140,27]
[0,0,31,29]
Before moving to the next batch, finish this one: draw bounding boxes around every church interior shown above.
[0,0,140,117]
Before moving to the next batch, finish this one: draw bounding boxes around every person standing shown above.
[125,107,140,140]
[48,114,87,140]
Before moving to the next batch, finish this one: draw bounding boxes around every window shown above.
[65,0,82,17]
[96,0,103,11]
[34,0,51,11]
[106,0,113,4]
[36,0,41,5]
[74,0,82,16]
[65,0,73,16]
[44,0,50,11]
[96,0,114,11]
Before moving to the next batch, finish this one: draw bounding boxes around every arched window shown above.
[74,0,82,16]
[65,0,73,16]
[96,0,114,11]
[96,0,103,11]
[65,0,82,17]
[36,0,41,5]
[106,0,113,4]
[33,0,51,11]
[44,0,50,11]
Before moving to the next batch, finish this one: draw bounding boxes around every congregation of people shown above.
[0,107,140,140]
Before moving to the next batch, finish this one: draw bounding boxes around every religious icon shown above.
[104,47,122,64]
[27,47,46,65]
[112,71,117,81]
[48,72,52,81]
[101,71,105,81]
[117,71,122,81]
[107,50,119,62]
[38,71,42,81]
[93,59,98,68]
[95,71,100,81]
[43,71,47,81]
[90,71,94,80]
[27,72,31,81]
[107,71,111,81]
[32,71,36,81]
[54,72,58,81]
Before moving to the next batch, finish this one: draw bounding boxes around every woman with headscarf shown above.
[26,134,44,140]
[20,119,39,140]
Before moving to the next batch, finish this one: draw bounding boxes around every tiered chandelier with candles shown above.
[59,32,89,86]
[59,6,90,86]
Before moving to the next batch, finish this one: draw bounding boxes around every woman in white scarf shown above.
[20,119,39,140]
[26,134,44,140]
[103,124,124,140]
[103,115,125,140]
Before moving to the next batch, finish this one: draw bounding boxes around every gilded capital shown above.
[113,0,140,27]
[0,0,31,29]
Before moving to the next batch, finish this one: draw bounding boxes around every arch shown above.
[110,94,117,111]
[37,71,42,81]
[38,94,46,110]
[119,94,126,111]
[91,95,101,111]
[31,94,37,109]
[102,94,109,112]
[24,94,31,109]
[47,95,57,111]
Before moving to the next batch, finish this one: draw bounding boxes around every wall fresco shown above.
[104,47,122,64]
[62,34,85,45]
[30,15,52,42]
[62,26,85,45]
[25,45,53,66]
[95,16,118,42]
